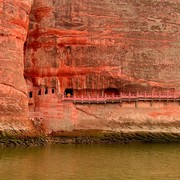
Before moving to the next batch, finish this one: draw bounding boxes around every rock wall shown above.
[33,94,180,134]
[24,0,180,134]
[25,0,180,93]
[0,0,180,137]
[0,0,35,133]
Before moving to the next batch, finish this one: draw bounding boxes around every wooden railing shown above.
[62,92,180,104]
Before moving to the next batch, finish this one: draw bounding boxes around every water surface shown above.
[0,144,180,180]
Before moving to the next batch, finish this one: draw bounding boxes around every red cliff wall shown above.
[0,0,180,136]
[25,0,180,93]
[0,0,35,133]
[24,0,180,134]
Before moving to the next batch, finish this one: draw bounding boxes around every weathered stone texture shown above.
[25,0,180,92]
[0,0,34,131]
[0,0,180,136]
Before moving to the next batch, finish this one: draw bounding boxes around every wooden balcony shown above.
[62,92,180,104]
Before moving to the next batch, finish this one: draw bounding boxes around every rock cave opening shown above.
[64,88,74,97]
[38,89,41,96]
[29,91,33,98]
[45,88,48,95]
[104,88,120,96]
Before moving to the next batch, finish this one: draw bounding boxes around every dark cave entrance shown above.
[45,88,48,95]
[104,88,119,96]
[29,91,33,98]
[64,88,74,97]
[38,89,41,96]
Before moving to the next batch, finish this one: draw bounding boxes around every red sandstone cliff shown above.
[23,0,180,135]
[25,0,180,93]
[0,0,35,134]
[0,0,180,137]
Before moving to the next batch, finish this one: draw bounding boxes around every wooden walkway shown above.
[62,92,180,104]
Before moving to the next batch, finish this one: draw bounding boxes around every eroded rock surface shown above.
[0,0,180,138]
[23,0,180,135]
[25,0,180,92]
[0,0,34,133]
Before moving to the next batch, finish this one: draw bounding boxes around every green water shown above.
[0,144,180,180]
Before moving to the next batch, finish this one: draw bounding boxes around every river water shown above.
[0,144,180,180]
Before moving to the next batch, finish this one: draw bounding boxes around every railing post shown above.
[81,94,83,102]
[96,94,99,103]
[111,93,114,103]
[135,92,138,107]
[129,92,131,99]
[151,91,153,99]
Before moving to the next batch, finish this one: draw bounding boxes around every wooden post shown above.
[112,93,114,103]
[81,94,83,102]
[88,93,90,102]
[151,91,153,99]
[102,89,104,97]
[128,92,131,102]
[166,91,168,104]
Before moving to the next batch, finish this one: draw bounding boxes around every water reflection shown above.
[0,144,180,180]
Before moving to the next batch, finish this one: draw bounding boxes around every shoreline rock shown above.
[0,130,46,147]
[1,128,180,147]
[48,129,180,144]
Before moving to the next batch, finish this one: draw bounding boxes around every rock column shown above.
[0,0,34,133]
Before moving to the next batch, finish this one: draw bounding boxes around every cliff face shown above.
[0,0,180,136]
[25,0,180,93]
[0,0,34,132]
[23,0,180,135]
